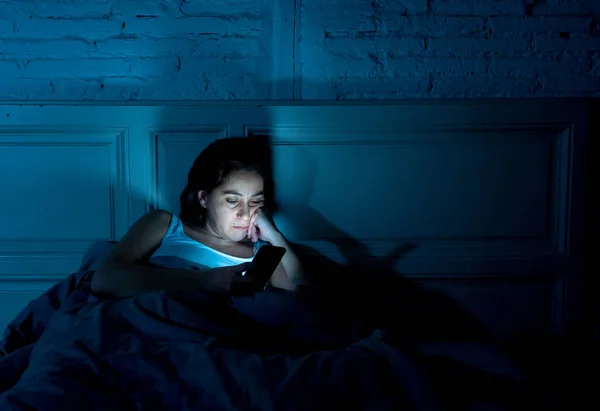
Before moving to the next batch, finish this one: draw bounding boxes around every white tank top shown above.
[149,213,266,271]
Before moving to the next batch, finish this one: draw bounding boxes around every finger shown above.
[247,218,254,238]
[252,211,259,226]
[250,209,260,226]
[236,262,254,275]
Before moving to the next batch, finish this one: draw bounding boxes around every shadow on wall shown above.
[149,81,491,345]
[585,100,600,341]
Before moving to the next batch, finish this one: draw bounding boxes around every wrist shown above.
[265,231,286,246]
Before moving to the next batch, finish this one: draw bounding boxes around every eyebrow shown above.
[223,190,264,197]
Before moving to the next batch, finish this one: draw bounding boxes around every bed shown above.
[0,100,593,410]
[1,240,553,410]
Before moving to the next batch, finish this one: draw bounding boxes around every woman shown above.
[91,137,304,298]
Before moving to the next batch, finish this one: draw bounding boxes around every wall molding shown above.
[248,124,573,258]
[0,100,589,339]
[145,126,230,211]
[0,126,131,241]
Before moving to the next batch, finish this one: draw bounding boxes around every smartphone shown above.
[243,245,286,290]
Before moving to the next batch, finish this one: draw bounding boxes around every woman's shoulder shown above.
[143,208,173,221]
[133,209,174,232]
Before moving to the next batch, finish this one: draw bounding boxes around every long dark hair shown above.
[178,136,274,223]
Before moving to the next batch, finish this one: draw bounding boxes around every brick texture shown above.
[0,0,598,99]
[0,0,268,100]
[301,0,600,98]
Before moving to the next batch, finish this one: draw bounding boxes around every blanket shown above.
[0,282,439,410]
[0,242,548,410]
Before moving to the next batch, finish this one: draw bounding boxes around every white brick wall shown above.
[301,0,600,98]
[0,0,598,100]
[0,0,271,100]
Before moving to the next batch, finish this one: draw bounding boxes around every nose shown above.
[237,204,251,220]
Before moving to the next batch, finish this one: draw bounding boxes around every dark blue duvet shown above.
[0,270,439,410]
[0,262,547,410]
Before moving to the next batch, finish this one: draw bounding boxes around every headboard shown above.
[0,100,591,343]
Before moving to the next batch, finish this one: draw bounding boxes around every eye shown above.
[250,199,265,207]
[226,199,239,205]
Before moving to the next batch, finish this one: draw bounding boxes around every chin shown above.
[228,229,248,241]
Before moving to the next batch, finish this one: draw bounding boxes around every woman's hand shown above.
[198,262,253,293]
[246,209,305,290]
[247,208,280,243]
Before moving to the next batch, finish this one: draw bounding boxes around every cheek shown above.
[224,207,237,217]
[211,205,232,222]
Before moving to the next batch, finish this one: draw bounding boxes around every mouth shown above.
[233,226,249,230]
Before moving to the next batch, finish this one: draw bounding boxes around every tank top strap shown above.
[163,212,184,239]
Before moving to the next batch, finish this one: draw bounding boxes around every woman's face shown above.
[198,170,265,242]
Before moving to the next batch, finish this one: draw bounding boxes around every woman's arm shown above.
[267,232,305,291]
[93,260,208,298]
[92,210,251,298]
[91,209,200,297]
